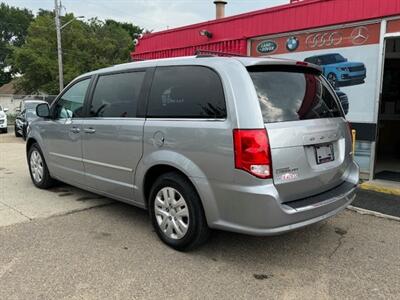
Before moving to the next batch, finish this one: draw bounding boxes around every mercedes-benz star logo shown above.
[351,26,369,45]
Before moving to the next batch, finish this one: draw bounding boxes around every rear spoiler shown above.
[246,63,322,75]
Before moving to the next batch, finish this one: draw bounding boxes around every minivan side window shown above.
[54,78,90,119]
[89,71,145,118]
[147,66,226,118]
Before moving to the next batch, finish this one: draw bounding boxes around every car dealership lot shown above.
[1,130,400,299]
[0,129,111,227]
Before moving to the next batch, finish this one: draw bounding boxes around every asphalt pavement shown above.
[1,129,400,299]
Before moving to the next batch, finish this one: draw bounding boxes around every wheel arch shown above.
[142,164,197,208]
[138,162,219,227]
[26,137,38,155]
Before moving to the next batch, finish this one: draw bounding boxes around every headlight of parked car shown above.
[337,67,349,72]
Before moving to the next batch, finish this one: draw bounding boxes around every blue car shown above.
[304,53,366,87]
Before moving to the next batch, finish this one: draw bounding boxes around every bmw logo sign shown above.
[286,36,299,52]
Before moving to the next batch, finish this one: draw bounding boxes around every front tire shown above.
[149,172,210,251]
[327,73,338,88]
[28,143,55,189]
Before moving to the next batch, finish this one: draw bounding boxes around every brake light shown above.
[296,61,308,66]
[233,129,272,179]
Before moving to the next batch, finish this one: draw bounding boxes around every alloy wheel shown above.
[30,150,44,183]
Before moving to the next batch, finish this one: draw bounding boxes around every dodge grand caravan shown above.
[27,56,359,250]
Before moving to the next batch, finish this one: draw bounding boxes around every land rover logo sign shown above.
[257,40,277,54]
[286,36,299,51]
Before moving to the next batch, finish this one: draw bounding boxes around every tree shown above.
[0,3,33,86]
[13,13,139,94]
[105,20,142,44]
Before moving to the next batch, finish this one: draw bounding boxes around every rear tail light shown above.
[233,129,272,179]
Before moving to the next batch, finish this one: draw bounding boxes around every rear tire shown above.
[15,125,22,137]
[28,143,55,189]
[149,172,210,251]
[22,125,27,140]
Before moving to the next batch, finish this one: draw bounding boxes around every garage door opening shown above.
[375,37,400,182]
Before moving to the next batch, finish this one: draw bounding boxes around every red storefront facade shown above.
[132,0,400,181]
[131,0,400,60]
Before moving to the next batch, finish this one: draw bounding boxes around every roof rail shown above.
[194,49,248,58]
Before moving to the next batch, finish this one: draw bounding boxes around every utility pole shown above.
[54,0,64,92]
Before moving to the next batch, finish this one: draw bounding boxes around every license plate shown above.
[314,143,334,164]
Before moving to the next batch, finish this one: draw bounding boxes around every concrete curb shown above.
[359,181,400,197]
[347,205,400,222]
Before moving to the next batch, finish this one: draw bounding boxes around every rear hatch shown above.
[248,64,352,202]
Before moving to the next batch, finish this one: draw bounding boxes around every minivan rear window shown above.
[248,67,343,123]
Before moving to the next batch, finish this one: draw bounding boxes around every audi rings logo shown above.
[305,32,343,49]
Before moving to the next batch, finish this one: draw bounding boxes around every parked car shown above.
[27,56,359,250]
[15,100,47,139]
[335,89,349,115]
[0,104,8,133]
[304,53,366,88]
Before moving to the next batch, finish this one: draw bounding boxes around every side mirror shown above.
[3,108,9,112]
[36,103,50,118]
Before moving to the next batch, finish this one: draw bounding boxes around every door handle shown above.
[70,127,80,134]
[84,128,96,134]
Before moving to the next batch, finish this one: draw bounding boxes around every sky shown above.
[3,0,290,32]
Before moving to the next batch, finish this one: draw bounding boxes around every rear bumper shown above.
[202,162,359,236]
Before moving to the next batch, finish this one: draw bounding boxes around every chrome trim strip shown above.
[84,117,146,121]
[49,152,133,172]
[49,152,81,162]
[82,159,133,172]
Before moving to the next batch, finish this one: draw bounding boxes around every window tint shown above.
[304,57,315,64]
[55,79,90,119]
[147,66,226,118]
[90,72,145,118]
[317,54,346,65]
[248,68,342,123]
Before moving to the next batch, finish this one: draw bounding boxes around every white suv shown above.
[0,105,8,133]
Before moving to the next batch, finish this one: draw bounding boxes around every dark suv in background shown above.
[15,100,46,140]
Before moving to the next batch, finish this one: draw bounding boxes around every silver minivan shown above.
[28,56,359,250]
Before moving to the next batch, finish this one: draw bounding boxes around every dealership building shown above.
[132,0,400,181]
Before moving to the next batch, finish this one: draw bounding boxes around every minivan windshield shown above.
[248,67,343,123]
